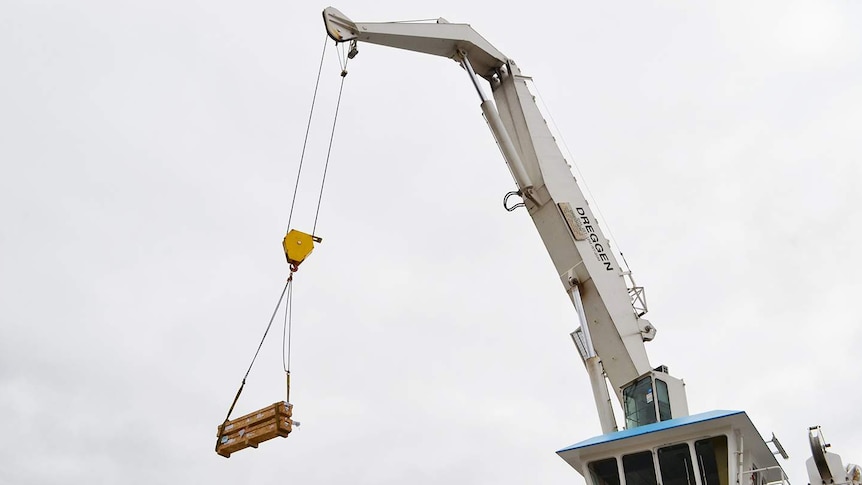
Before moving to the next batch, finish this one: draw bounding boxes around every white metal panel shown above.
[346,21,506,78]
[491,63,653,389]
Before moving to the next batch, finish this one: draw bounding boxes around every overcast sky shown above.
[1,1,860,484]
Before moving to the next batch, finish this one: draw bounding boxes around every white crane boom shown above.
[323,8,689,432]
[322,10,855,483]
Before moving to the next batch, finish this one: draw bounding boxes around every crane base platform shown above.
[216,401,293,458]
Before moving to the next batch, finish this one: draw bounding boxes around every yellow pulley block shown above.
[283,229,322,271]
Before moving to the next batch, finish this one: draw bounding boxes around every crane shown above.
[322,7,687,436]
[314,8,857,485]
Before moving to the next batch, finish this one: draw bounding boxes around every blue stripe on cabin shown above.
[557,409,744,453]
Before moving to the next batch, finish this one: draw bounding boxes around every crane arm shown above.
[323,9,506,78]
[323,8,680,429]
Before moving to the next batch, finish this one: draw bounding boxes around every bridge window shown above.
[588,457,620,485]
[623,376,657,428]
[695,436,729,485]
[658,443,695,485]
[623,451,658,485]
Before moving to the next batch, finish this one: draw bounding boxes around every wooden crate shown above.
[216,401,293,458]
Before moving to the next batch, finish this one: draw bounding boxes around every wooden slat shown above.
[220,402,292,434]
[216,402,293,458]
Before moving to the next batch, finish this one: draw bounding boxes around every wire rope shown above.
[282,277,293,372]
[220,276,292,424]
[335,42,345,72]
[220,37,351,421]
[311,61,349,235]
[286,35,329,233]
[383,18,441,23]
[283,34,349,237]
[281,277,294,403]
[279,40,350,405]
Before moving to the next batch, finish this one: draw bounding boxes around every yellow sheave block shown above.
[283,229,316,266]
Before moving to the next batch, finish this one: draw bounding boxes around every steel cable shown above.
[221,276,292,424]
[286,35,329,233]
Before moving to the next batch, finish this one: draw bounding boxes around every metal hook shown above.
[503,190,526,212]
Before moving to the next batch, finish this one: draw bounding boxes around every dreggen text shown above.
[576,207,613,271]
